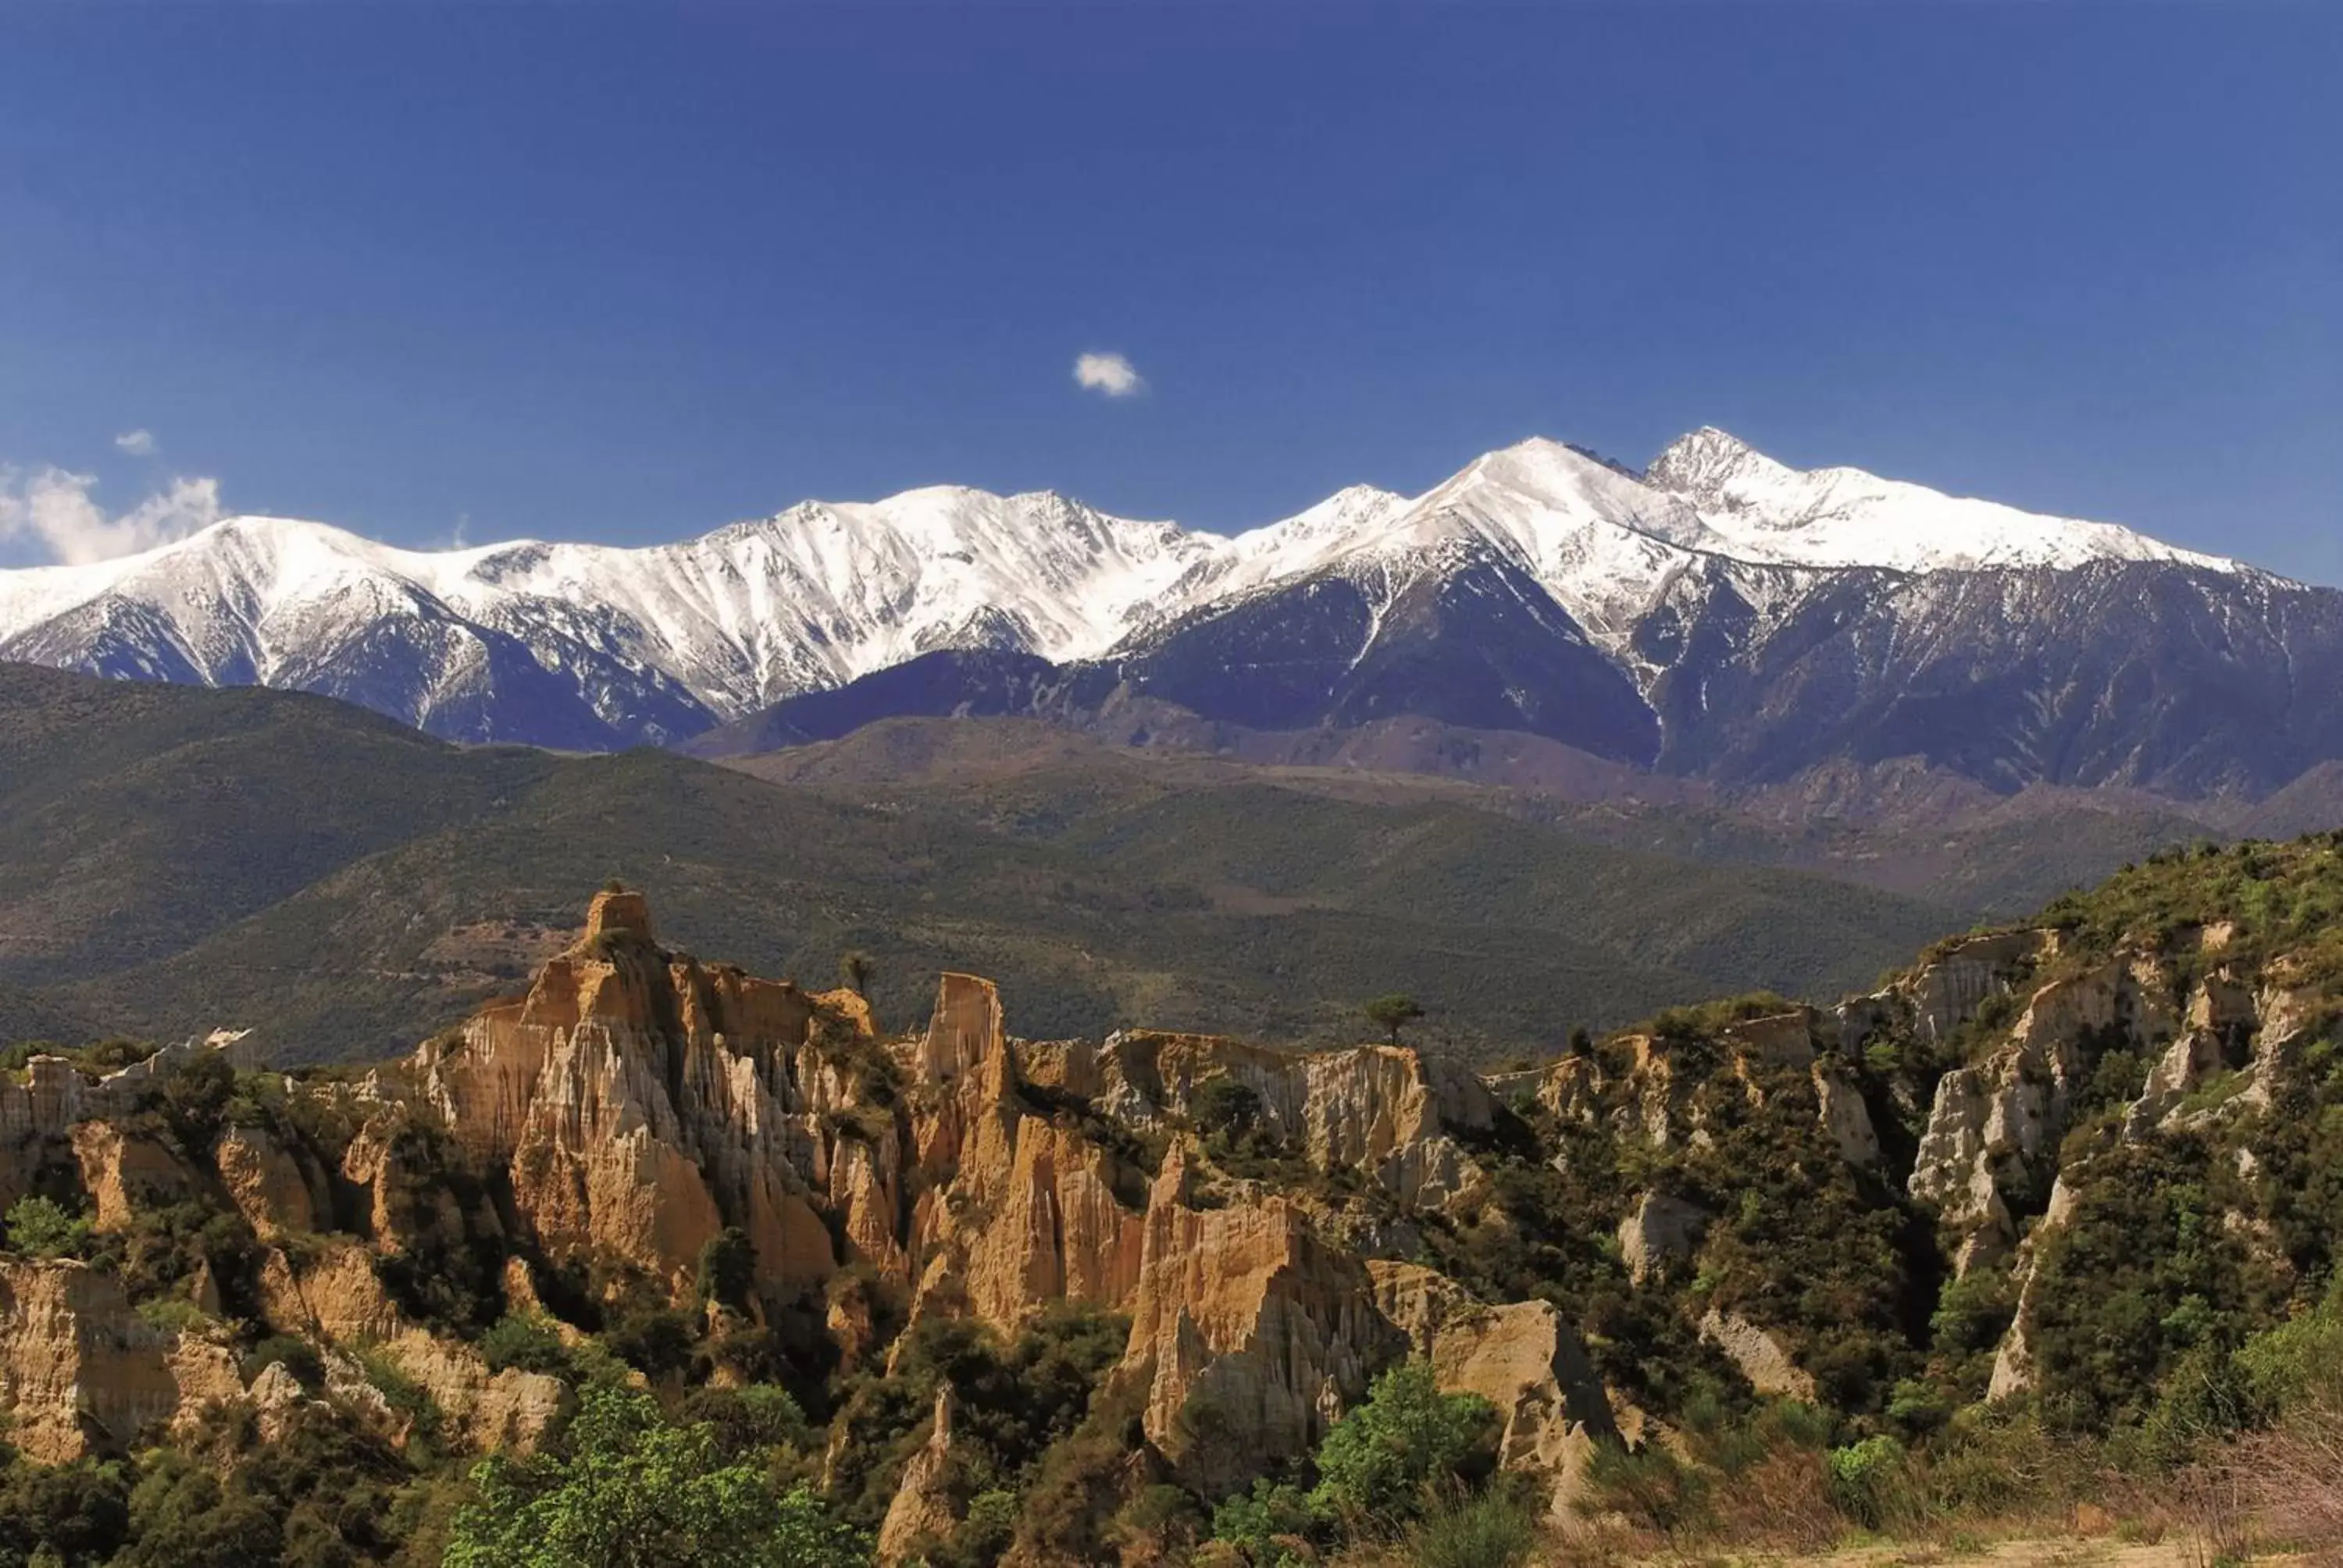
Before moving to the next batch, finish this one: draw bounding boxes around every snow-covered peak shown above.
[1642,428,2239,575]
[0,428,2260,750]
[0,483,1225,719]
[1645,426,1782,504]
[1272,483,1412,540]
[1219,484,1409,568]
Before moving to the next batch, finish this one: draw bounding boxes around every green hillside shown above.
[3,666,1957,1064]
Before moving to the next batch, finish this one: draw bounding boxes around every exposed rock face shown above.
[1425,1296,1616,1515]
[260,1240,405,1344]
[1722,1010,1817,1069]
[1121,1146,1400,1491]
[70,1121,198,1231]
[214,1122,326,1239]
[901,975,1150,1332]
[1904,932,2045,1046]
[12,889,1896,1515]
[1909,956,2180,1270]
[1367,1260,1620,1513]
[0,1042,209,1210]
[1367,1260,1475,1352]
[1445,1309,1603,1490]
[1814,1065,1882,1167]
[876,1388,961,1563]
[0,1260,225,1462]
[414,911,845,1300]
[385,1331,567,1452]
[1699,1307,1816,1401]
[1617,1193,1710,1285]
[1030,1027,1497,1212]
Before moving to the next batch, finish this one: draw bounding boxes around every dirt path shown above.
[1642,1537,2299,1567]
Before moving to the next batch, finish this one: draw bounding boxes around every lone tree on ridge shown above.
[840,950,875,998]
[1364,992,1426,1046]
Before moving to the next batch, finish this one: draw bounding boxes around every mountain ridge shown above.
[0,429,2278,771]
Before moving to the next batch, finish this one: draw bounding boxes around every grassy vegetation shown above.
[2,666,1961,1065]
[2038,832,2343,991]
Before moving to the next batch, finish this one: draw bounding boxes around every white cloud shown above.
[0,465,224,565]
[1073,351,1144,397]
[114,429,158,457]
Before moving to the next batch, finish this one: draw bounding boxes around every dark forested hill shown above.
[0,665,1961,1063]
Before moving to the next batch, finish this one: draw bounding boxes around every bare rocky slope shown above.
[5,843,2340,1563]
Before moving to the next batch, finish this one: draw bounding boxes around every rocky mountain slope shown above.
[13,429,2335,800]
[5,842,2339,1564]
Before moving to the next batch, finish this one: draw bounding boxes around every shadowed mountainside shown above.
[0,664,1963,1063]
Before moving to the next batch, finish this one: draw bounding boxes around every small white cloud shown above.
[0,465,224,565]
[1074,351,1144,398]
[114,429,158,457]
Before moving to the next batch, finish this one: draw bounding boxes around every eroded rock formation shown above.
[0,888,1903,1523]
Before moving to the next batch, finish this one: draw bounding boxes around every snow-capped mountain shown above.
[0,487,1215,745]
[5,426,2324,796]
[1642,427,2239,574]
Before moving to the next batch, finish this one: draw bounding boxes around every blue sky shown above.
[2,4,2336,577]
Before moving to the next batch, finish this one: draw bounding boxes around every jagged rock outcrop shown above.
[1617,1193,1710,1285]
[1699,1307,1816,1401]
[70,1121,199,1231]
[1366,1260,1621,1513]
[0,1259,234,1462]
[0,1042,209,1209]
[214,1121,328,1239]
[259,1241,405,1343]
[1837,930,2047,1052]
[1433,1301,1614,1514]
[384,1331,567,1452]
[1022,1026,1497,1213]
[1909,954,2181,1270]
[7,887,1898,1517]
[1985,1176,2078,1400]
[901,975,1150,1332]
[1122,1146,1400,1491]
[876,1388,961,1563]
[414,888,845,1300]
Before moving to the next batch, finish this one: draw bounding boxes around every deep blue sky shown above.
[2,4,2336,576]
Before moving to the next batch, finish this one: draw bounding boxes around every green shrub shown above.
[480,1313,574,1378]
[1578,1441,1707,1541]
[1364,992,1427,1046]
[939,1488,1018,1567]
[1210,1479,1320,1566]
[444,1385,867,1568]
[355,1347,444,1449]
[1825,1434,1907,1529]
[1404,1486,1538,1568]
[0,1454,133,1565]
[604,1305,695,1379]
[241,1335,325,1392]
[4,1195,91,1260]
[162,1050,236,1151]
[0,1037,158,1077]
[136,1297,214,1335]
[677,1384,815,1459]
[1191,1075,1262,1137]
[1308,1361,1499,1527]
[695,1227,756,1313]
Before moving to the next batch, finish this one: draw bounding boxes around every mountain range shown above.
[5,426,2337,798]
